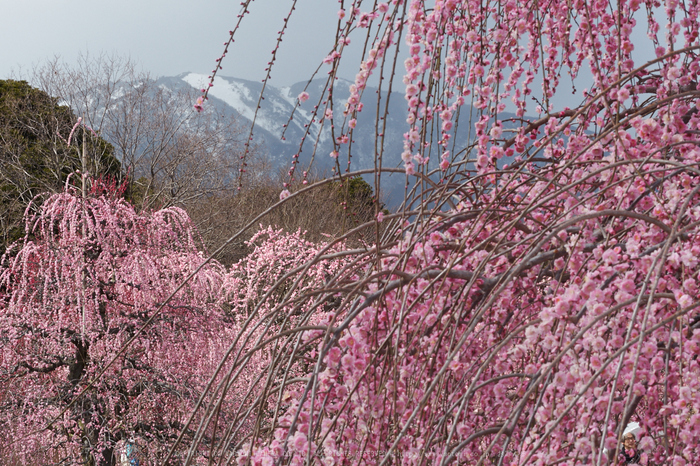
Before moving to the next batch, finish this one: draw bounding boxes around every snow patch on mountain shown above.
[279,86,296,107]
[182,74,337,144]
[182,73,256,121]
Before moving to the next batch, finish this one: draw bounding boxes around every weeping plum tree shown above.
[0,178,357,465]
[171,0,700,464]
[0,182,233,465]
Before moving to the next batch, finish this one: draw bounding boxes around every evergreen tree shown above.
[0,80,121,250]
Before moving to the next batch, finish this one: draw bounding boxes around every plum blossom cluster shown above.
[0,191,356,464]
[173,226,358,463]
[389,0,700,177]
[0,190,231,464]
[236,136,700,464]
[188,0,700,463]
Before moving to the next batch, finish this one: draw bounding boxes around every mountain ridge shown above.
[155,72,518,206]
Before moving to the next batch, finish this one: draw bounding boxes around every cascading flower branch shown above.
[166,226,363,465]
[184,0,700,464]
[221,150,700,465]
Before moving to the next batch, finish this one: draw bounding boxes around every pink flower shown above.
[327,347,342,365]
[667,66,681,81]
[323,51,340,64]
[291,431,308,454]
[194,96,205,113]
[616,87,630,102]
[405,161,416,175]
[337,9,346,19]
[298,92,310,103]
[490,146,504,159]
[279,189,291,200]
[405,129,420,143]
[66,117,82,146]
[341,354,355,369]
[377,212,384,223]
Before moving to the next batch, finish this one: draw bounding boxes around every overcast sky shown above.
[1,0,662,113]
[1,0,345,85]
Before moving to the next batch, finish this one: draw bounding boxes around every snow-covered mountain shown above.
[157,72,517,206]
[169,72,416,173]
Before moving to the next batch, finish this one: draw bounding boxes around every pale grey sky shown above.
[1,0,663,113]
[0,0,345,85]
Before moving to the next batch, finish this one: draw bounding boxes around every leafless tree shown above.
[29,53,247,211]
